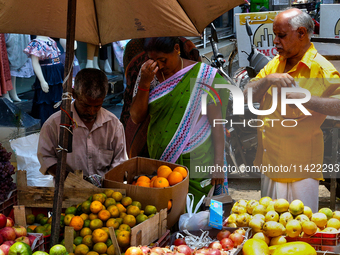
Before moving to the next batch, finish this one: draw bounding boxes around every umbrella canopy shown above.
[0,0,245,45]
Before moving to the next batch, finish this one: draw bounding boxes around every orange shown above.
[150,176,157,187]
[104,189,114,198]
[87,252,99,255]
[121,197,133,207]
[153,177,169,188]
[168,200,172,211]
[89,213,99,220]
[80,227,92,237]
[104,198,116,208]
[81,200,91,214]
[137,176,151,183]
[90,219,104,230]
[79,213,89,221]
[112,192,123,202]
[98,210,111,222]
[107,205,120,218]
[93,242,107,254]
[28,225,37,231]
[131,201,142,210]
[69,216,84,231]
[117,230,131,247]
[173,166,188,178]
[127,205,141,217]
[123,215,136,228]
[106,218,120,229]
[107,245,115,255]
[74,244,90,255]
[157,165,172,178]
[119,224,131,232]
[74,236,83,246]
[26,214,35,225]
[92,193,106,204]
[116,203,127,213]
[90,201,104,214]
[92,228,109,243]
[125,247,143,255]
[101,227,110,235]
[64,214,75,226]
[136,182,150,187]
[82,235,94,248]
[167,171,183,186]
[120,212,127,219]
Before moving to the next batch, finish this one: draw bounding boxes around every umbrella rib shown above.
[93,0,102,46]
[176,0,199,33]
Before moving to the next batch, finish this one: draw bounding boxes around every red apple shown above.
[216,230,231,241]
[12,226,26,238]
[14,236,30,246]
[150,247,164,255]
[0,228,16,241]
[220,238,234,251]
[5,218,14,228]
[27,235,36,247]
[0,234,3,245]
[140,246,151,254]
[174,238,187,246]
[208,242,222,250]
[229,233,244,247]
[0,247,4,255]
[0,214,6,229]
[0,243,12,255]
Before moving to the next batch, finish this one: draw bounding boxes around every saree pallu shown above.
[147,62,229,207]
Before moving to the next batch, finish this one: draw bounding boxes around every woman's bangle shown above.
[138,86,150,92]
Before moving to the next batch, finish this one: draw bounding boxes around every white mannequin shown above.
[86,43,100,69]
[59,38,77,53]
[31,36,50,93]
[9,77,21,102]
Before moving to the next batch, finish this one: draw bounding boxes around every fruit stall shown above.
[3,140,340,255]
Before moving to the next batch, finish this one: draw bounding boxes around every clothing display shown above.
[59,52,81,78]
[24,37,64,125]
[38,102,128,177]
[5,34,34,78]
[135,62,229,207]
[0,33,13,96]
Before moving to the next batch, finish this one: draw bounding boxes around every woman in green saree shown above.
[130,37,229,207]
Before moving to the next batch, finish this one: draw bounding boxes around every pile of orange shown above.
[58,190,158,255]
[133,165,187,188]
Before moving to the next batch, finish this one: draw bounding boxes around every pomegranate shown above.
[140,246,151,254]
[220,238,234,251]
[125,247,144,255]
[229,233,244,247]
[175,245,192,255]
[234,228,246,236]
[207,249,221,255]
[208,242,222,250]
[174,238,186,246]
[216,230,231,241]
[151,247,164,255]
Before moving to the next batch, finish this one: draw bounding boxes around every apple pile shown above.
[0,213,38,255]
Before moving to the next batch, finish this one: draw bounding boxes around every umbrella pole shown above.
[50,0,77,248]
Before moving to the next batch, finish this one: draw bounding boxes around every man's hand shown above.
[47,164,74,179]
[265,73,296,91]
[211,178,224,185]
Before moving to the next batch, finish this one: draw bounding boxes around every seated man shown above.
[38,68,128,178]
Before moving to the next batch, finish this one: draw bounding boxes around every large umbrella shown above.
[0,0,244,45]
[0,0,245,247]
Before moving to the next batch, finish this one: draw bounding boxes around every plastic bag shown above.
[10,133,54,187]
[178,193,211,231]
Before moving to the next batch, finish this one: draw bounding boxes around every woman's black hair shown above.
[143,37,180,54]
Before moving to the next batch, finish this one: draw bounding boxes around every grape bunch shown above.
[0,143,16,202]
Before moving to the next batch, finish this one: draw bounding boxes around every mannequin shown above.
[0,33,13,102]
[4,33,35,102]
[59,38,80,86]
[86,43,112,73]
[24,36,64,125]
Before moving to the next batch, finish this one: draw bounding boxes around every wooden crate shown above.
[16,170,126,209]
[0,189,17,216]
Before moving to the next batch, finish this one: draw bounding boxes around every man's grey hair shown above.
[284,7,315,39]
[74,68,108,99]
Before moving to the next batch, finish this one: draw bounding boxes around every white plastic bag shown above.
[178,193,211,231]
[10,133,54,187]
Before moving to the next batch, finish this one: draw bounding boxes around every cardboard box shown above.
[208,199,223,230]
[104,157,189,228]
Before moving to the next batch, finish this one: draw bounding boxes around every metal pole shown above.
[50,0,77,247]
[330,128,338,210]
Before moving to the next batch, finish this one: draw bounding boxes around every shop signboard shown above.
[235,11,280,67]
[320,4,340,38]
